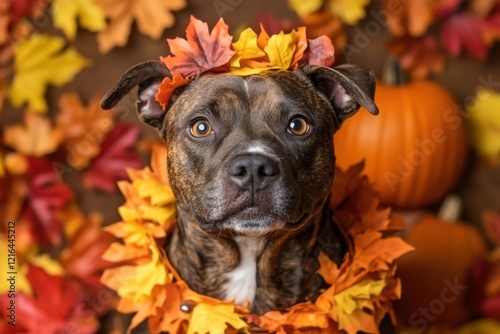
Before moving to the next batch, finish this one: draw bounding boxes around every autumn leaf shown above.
[82,123,143,192]
[3,110,62,157]
[389,35,445,79]
[155,72,190,110]
[101,244,168,304]
[232,28,266,61]
[333,280,385,334]
[307,35,335,67]
[442,12,489,60]
[329,0,370,25]
[187,303,248,334]
[161,16,235,79]
[97,0,186,53]
[264,31,297,70]
[8,34,90,112]
[56,93,115,169]
[0,265,98,334]
[23,157,74,246]
[52,0,106,39]
[288,0,323,18]
[467,88,500,161]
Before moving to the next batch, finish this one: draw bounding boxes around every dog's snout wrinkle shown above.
[228,154,279,191]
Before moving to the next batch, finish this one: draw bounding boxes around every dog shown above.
[101,60,378,315]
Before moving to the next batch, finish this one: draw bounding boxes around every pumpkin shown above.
[333,62,468,209]
[394,196,488,329]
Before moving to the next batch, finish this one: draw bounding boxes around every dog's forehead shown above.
[171,71,313,119]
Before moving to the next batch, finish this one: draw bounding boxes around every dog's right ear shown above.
[100,60,172,132]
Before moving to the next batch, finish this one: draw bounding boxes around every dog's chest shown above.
[223,237,266,305]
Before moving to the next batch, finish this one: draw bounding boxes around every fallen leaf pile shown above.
[156,16,336,109]
[100,144,413,334]
[0,90,143,333]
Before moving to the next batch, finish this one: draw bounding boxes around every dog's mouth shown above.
[197,205,309,236]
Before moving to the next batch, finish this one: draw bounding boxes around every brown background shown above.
[3,0,500,232]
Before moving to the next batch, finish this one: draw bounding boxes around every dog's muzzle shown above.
[227,154,279,192]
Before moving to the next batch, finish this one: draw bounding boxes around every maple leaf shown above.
[307,35,336,67]
[56,93,115,169]
[333,280,385,334]
[329,0,370,25]
[4,110,62,157]
[101,244,168,304]
[155,71,190,110]
[161,16,235,79]
[0,265,98,334]
[23,157,74,246]
[187,303,248,334]
[52,0,106,40]
[8,34,90,112]
[59,207,115,285]
[442,12,489,59]
[264,30,298,70]
[389,35,444,79]
[82,123,143,192]
[97,0,186,53]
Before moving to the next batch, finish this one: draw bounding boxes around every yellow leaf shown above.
[187,303,249,334]
[329,0,370,25]
[27,253,64,276]
[4,110,62,157]
[133,178,175,206]
[334,279,385,334]
[0,234,32,296]
[53,0,107,39]
[232,28,266,61]
[468,88,500,161]
[105,244,168,304]
[8,35,90,112]
[457,319,500,334]
[288,0,323,17]
[264,31,297,70]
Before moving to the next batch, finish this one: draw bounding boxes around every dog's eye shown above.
[287,116,310,136]
[190,119,213,138]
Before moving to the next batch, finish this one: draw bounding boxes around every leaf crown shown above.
[155,16,336,109]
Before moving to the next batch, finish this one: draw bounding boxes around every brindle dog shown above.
[101,61,378,316]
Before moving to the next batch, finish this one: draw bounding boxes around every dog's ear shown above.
[298,64,379,126]
[100,60,173,132]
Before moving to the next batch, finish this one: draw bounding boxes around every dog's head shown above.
[102,61,377,236]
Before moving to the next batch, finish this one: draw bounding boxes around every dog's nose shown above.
[227,154,279,191]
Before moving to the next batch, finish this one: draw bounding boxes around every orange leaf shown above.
[155,72,190,110]
[160,16,235,79]
[4,110,62,157]
[96,0,186,53]
[56,93,114,169]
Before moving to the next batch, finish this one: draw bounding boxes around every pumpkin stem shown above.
[438,194,463,222]
[382,57,408,86]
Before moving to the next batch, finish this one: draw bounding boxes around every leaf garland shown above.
[155,16,336,110]
[100,145,413,334]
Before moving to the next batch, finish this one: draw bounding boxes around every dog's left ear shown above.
[298,64,379,126]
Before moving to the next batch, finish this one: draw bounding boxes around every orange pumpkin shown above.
[334,74,468,209]
[394,212,487,329]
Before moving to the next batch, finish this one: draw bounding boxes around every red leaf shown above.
[441,12,489,60]
[160,16,235,79]
[23,157,74,246]
[82,123,143,192]
[307,35,335,67]
[0,265,97,334]
[482,294,500,319]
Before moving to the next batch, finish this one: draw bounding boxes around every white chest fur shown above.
[223,237,265,306]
